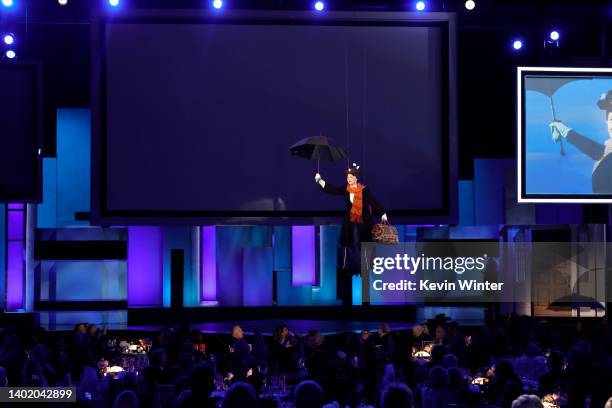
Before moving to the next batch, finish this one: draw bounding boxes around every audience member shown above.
[114,390,140,408]
[381,382,413,408]
[295,379,324,408]
[514,343,548,381]
[222,382,258,408]
[511,394,543,408]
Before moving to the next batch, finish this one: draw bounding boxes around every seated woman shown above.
[485,359,522,405]
[269,324,299,373]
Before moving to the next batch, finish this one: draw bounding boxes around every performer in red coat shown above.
[315,163,387,306]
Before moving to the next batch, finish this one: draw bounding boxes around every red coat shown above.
[318,182,385,246]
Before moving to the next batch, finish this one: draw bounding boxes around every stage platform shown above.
[129,319,411,336]
[5,306,488,332]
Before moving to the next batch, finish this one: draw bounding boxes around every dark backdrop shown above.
[0,63,41,202]
[98,16,452,221]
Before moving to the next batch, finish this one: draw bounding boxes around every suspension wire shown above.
[362,44,367,174]
[344,45,350,169]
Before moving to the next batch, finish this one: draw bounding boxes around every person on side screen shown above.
[549,90,612,193]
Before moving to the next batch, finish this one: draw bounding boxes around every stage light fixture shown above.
[314,1,324,11]
[108,0,119,7]
[212,0,223,9]
[58,0,68,5]
[512,39,523,50]
[550,31,560,41]
[5,50,16,59]
[415,1,426,11]
[464,0,475,10]
[2,0,14,8]
[3,33,14,45]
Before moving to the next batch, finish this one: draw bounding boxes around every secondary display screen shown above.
[519,67,612,203]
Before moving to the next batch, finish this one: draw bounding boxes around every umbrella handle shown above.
[550,96,565,157]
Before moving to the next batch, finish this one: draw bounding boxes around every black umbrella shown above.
[525,76,591,156]
[290,136,347,172]
[548,294,605,311]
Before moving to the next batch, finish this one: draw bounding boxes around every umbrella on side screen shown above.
[524,76,592,156]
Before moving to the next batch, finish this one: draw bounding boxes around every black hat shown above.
[346,163,360,177]
[597,90,612,112]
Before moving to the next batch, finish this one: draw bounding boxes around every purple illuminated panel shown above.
[201,226,217,302]
[6,242,24,310]
[7,210,24,240]
[127,227,163,307]
[291,225,316,286]
[6,204,26,311]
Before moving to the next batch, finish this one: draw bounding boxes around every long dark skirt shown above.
[345,224,363,276]
[338,224,367,306]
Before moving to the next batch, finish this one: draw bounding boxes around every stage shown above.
[0,305,494,333]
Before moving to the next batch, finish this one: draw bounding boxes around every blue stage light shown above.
[5,50,16,59]
[415,1,426,11]
[464,0,475,10]
[512,39,523,50]
[2,0,14,8]
[108,0,119,7]
[550,31,560,41]
[3,33,14,45]
[212,0,223,9]
[314,1,324,11]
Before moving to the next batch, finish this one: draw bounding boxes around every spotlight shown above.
[108,0,119,7]
[212,0,223,9]
[58,0,68,5]
[464,0,475,10]
[314,1,324,11]
[5,50,16,59]
[415,1,426,11]
[3,33,14,45]
[512,39,523,50]
[544,32,560,50]
[2,0,14,7]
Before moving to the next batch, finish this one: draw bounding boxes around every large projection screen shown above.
[518,67,612,203]
[92,11,457,224]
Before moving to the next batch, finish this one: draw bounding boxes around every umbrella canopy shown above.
[524,76,591,156]
[290,136,347,162]
[548,294,605,311]
[524,76,591,96]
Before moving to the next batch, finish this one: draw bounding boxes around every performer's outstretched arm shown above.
[550,121,604,160]
[314,173,344,195]
[567,131,605,160]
